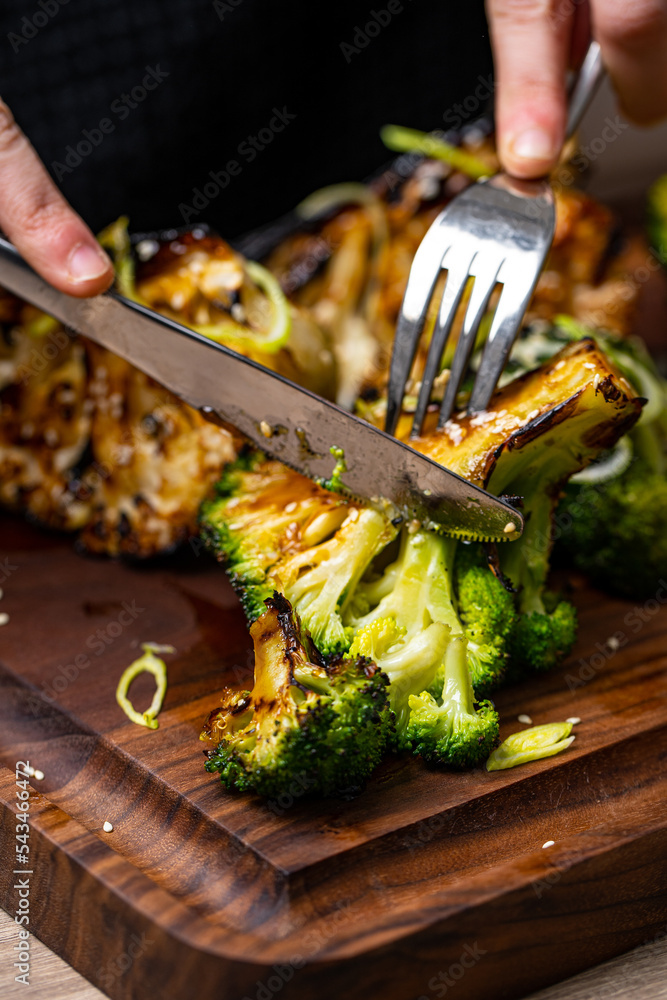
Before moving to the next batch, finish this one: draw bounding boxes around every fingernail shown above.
[511,128,557,162]
[67,243,111,283]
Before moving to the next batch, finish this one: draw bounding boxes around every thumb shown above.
[0,98,113,297]
[486,0,571,178]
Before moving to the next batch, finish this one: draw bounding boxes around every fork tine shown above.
[385,218,452,435]
[467,274,534,412]
[438,255,503,428]
[410,251,475,438]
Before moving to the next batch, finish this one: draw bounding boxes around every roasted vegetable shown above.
[201,593,392,797]
[407,637,499,769]
[101,220,335,398]
[647,173,667,264]
[200,455,396,650]
[551,322,667,598]
[201,339,643,783]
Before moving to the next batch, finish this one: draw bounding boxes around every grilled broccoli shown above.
[647,173,667,265]
[410,338,642,678]
[201,339,643,787]
[201,593,392,797]
[454,543,518,696]
[200,453,396,654]
[406,636,499,768]
[510,318,667,600]
[345,529,504,764]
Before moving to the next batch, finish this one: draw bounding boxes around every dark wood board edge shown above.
[2,764,666,1000]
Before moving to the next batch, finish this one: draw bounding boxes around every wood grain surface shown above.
[0,512,666,1000]
[2,906,667,1000]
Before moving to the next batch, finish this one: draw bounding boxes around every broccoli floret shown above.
[558,460,667,599]
[454,544,517,696]
[406,636,499,768]
[202,593,392,797]
[200,453,396,652]
[550,319,667,599]
[343,530,512,750]
[344,529,456,746]
[274,504,396,657]
[508,597,578,677]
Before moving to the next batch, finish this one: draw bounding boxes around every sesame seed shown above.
[102,821,114,833]
[607,636,620,651]
[504,522,517,534]
[33,770,44,781]
[517,714,532,725]
[0,613,9,626]
[284,502,297,513]
[542,840,555,849]
[566,717,581,726]
[259,420,272,438]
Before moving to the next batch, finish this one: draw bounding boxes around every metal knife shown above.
[0,238,523,541]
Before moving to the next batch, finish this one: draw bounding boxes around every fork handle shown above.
[565,41,606,141]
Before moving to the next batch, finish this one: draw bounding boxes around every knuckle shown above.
[598,0,667,49]
[19,196,65,238]
[487,0,560,27]
[0,97,24,156]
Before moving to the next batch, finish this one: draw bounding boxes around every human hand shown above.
[486,0,667,178]
[0,97,113,296]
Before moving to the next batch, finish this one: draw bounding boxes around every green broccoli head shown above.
[454,543,517,696]
[202,593,392,797]
[508,597,577,678]
[558,459,667,599]
[406,636,499,768]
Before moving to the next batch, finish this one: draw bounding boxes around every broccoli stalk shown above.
[406,636,499,768]
[344,529,508,760]
[202,593,392,797]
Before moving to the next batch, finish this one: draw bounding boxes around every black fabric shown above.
[0,0,492,238]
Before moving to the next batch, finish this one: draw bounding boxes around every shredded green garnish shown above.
[195,260,291,353]
[380,125,493,180]
[116,643,173,730]
[97,216,144,302]
[486,721,574,771]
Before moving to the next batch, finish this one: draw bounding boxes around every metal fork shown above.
[385,41,605,438]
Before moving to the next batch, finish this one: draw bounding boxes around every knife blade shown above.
[0,238,523,541]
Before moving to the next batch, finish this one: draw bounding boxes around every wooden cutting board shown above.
[1,512,666,1000]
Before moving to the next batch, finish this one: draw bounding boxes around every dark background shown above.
[0,0,492,239]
